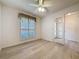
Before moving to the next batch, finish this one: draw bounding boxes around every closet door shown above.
[65,12,79,43]
[0,4,2,50]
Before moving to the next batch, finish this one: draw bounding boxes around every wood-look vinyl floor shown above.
[0,40,79,59]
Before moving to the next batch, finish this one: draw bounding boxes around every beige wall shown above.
[0,4,2,50]
[41,3,79,44]
[0,4,41,49]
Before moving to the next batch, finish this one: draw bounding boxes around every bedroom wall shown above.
[0,4,2,50]
[0,4,41,48]
[41,3,79,43]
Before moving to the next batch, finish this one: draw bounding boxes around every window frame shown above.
[19,13,36,40]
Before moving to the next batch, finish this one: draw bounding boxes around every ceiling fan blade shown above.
[28,4,39,7]
[42,4,52,7]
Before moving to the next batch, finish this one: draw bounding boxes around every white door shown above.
[65,12,79,43]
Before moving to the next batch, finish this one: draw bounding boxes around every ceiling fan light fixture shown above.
[37,7,46,12]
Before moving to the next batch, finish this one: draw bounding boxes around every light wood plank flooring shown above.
[0,40,79,59]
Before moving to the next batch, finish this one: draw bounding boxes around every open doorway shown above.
[54,16,65,44]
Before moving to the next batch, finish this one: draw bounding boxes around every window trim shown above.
[18,13,36,22]
[19,13,36,40]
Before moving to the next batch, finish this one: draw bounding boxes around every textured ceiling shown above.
[0,0,79,17]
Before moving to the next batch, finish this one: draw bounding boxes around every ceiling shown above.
[0,0,79,17]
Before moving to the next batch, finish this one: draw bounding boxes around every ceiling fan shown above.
[29,0,51,12]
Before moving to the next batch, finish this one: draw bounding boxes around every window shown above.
[19,14,36,40]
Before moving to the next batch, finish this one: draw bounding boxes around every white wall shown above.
[41,3,79,43]
[0,4,41,48]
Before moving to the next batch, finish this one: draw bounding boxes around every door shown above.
[65,12,79,43]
